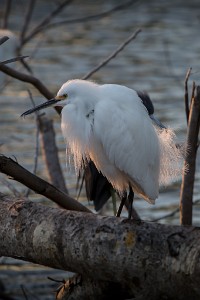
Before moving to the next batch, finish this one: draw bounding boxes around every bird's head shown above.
[21,89,68,117]
[21,79,98,117]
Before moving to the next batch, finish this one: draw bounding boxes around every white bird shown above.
[21,79,182,218]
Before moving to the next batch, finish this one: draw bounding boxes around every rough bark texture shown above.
[1,195,200,299]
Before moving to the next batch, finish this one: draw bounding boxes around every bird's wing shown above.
[84,161,112,211]
[93,91,160,200]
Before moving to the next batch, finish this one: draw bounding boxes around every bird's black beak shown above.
[21,98,60,117]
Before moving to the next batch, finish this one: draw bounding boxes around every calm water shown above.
[0,0,200,298]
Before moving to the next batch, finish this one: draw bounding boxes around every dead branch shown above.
[24,91,68,196]
[0,55,29,65]
[0,62,51,95]
[17,0,36,74]
[25,90,40,197]
[20,0,36,44]
[21,0,73,47]
[152,198,200,223]
[184,67,192,123]
[2,0,12,29]
[180,85,200,225]
[0,63,62,113]
[43,0,138,30]
[38,114,68,194]
[83,29,141,80]
[1,194,200,300]
[0,155,90,213]
[0,177,21,197]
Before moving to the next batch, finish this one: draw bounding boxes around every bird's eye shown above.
[62,94,67,98]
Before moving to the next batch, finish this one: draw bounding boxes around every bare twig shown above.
[0,177,21,197]
[42,0,139,29]
[184,67,192,124]
[2,0,12,29]
[82,29,142,80]
[0,55,29,65]
[20,285,29,300]
[0,36,9,46]
[151,199,200,223]
[151,207,179,222]
[22,0,73,46]
[0,155,91,213]
[20,0,36,44]
[180,85,200,225]
[17,0,36,74]
[0,63,55,100]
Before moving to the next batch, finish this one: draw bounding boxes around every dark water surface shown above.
[0,0,200,298]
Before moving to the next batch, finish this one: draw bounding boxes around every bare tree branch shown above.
[0,62,54,98]
[0,63,62,114]
[0,155,90,213]
[0,177,21,197]
[20,0,36,44]
[25,90,40,197]
[2,0,12,29]
[21,0,73,46]
[42,0,139,30]
[83,29,141,80]
[0,55,29,65]
[151,198,200,223]
[38,114,68,194]
[184,67,192,124]
[17,0,36,74]
[180,85,200,225]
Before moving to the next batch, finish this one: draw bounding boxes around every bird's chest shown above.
[61,103,94,148]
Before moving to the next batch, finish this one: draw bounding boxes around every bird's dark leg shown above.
[128,186,134,219]
[116,192,127,217]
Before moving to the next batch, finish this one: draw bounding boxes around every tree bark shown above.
[180,86,200,225]
[1,194,200,299]
[38,115,68,194]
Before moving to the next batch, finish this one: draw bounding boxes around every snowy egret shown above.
[84,92,165,213]
[21,79,182,218]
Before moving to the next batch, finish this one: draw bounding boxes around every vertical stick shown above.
[184,67,192,124]
[180,85,200,225]
[38,115,68,195]
[2,0,12,29]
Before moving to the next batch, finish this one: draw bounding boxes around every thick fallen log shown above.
[0,194,200,299]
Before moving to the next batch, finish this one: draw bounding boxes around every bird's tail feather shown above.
[156,127,183,185]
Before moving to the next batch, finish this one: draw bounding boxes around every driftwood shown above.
[0,194,200,300]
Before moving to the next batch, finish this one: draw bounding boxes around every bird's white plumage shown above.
[59,79,182,204]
